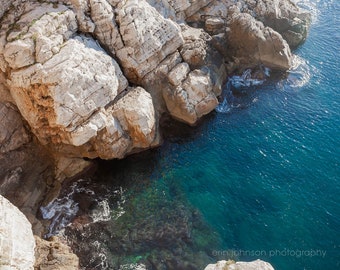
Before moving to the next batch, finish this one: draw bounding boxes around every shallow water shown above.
[43,1,340,269]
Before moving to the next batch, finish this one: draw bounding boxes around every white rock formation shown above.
[205,259,275,270]
[163,69,218,125]
[113,87,156,149]
[0,195,35,270]
[115,0,184,83]
[0,0,310,179]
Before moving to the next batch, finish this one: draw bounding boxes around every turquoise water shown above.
[154,1,340,269]
[47,1,340,269]
[138,1,340,268]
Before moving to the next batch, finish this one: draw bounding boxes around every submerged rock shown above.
[205,259,275,270]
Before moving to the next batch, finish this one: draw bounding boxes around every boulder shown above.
[241,0,311,48]
[205,259,275,270]
[8,37,130,159]
[226,8,292,71]
[163,68,218,125]
[0,195,35,270]
[112,87,157,149]
[114,0,184,83]
[34,236,79,270]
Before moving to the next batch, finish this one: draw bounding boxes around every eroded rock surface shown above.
[226,7,292,71]
[0,0,311,269]
[0,195,35,270]
[205,259,275,270]
[34,236,79,270]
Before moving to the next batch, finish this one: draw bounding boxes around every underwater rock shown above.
[205,259,275,270]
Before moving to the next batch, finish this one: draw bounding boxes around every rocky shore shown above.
[0,0,310,269]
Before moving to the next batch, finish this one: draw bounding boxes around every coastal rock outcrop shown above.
[0,195,35,269]
[225,7,292,71]
[205,259,275,270]
[240,0,311,48]
[0,0,312,269]
[0,0,309,163]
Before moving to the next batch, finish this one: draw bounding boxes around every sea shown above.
[41,1,340,269]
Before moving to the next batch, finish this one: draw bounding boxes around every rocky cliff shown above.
[0,0,310,253]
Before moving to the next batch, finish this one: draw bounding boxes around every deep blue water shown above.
[45,1,339,269]
[138,1,340,268]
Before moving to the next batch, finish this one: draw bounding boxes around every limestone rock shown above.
[0,71,14,103]
[69,0,96,33]
[241,0,311,48]
[226,8,292,71]
[0,195,35,270]
[34,236,79,270]
[2,3,77,70]
[8,37,130,159]
[89,0,124,55]
[0,102,30,153]
[205,259,275,270]
[113,87,157,149]
[180,25,226,96]
[163,69,218,125]
[145,0,214,22]
[115,0,184,83]
[0,0,15,19]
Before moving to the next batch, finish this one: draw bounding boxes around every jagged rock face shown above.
[240,0,311,48]
[0,195,35,270]
[34,236,79,270]
[163,68,218,125]
[205,259,275,270]
[0,0,15,19]
[112,87,157,149]
[226,8,292,71]
[145,0,215,21]
[0,1,159,160]
[0,0,310,178]
[8,37,129,156]
[0,102,30,153]
[115,0,184,83]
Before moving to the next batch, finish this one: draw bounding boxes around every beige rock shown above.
[226,9,292,71]
[115,0,184,83]
[0,71,14,103]
[89,0,124,55]
[34,236,79,270]
[180,25,209,68]
[205,259,275,270]
[55,156,92,182]
[0,0,15,19]
[241,0,311,48]
[163,69,218,125]
[142,51,183,114]
[0,195,35,270]
[8,37,130,159]
[69,0,96,33]
[113,87,157,149]
[0,102,30,153]
[2,3,77,69]
[168,62,190,86]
